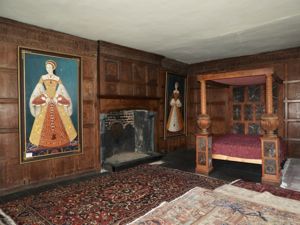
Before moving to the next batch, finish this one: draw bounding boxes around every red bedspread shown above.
[212,134,286,161]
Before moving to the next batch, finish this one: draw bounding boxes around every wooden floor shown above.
[160,149,261,182]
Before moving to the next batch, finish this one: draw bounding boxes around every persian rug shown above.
[281,158,300,192]
[0,164,226,225]
[233,179,300,201]
[215,184,300,214]
[129,186,300,225]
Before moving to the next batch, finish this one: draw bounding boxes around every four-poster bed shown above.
[196,68,285,185]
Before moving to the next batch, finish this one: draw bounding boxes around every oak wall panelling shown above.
[188,47,300,157]
[3,16,300,194]
[207,87,229,135]
[0,21,189,193]
[99,42,162,99]
[186,75,200,147]
[98,42,189,152]
[0,18,99,193]
[284,60,300,157]
[98,42,163,155]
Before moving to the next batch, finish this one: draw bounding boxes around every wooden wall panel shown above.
[0,18,99,193]
[287,59,300,80]
[29,161,53,182]
[52,157,77,178]
[0,42,17,68]
[288,142,300,157]
[120,61,132,81]
[83,79,96,101]
[99,49,161,98]
[288,103,300,119]
[3,163,27,189]
[207,88,228,102]
[83,127,96,149]
[284,59,300,157]
[147,86,158,97]
[77,148,97,171]
[82,57,97,79]
[287,122,300,139]
[104,59,119,82]
[189,89,199,104]
[119,83,134,96]
[101,82,119,95]
[0,133,19,162]
[287,83,300,100]
[132,63,147,83]
[158,121,164,138]
[188,47,300,156]
[99,98,160,113]
[83,102,95,125]
[0,103,18,128]
[0,69,17,98]
[273,64,285,80]
[207,88,229,135]
[186,74,200,149]
[0,162,6,188]
[147,66,159,97]
[134,84,147,96]
[99,41,162,99]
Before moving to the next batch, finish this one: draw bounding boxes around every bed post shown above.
[196,78,213,174]
[261,73,281,185]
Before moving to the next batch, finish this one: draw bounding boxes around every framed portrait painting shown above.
[18,47,82,163]
[164,72,187,139]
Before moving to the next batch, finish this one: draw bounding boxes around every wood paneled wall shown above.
[188,47,300,157]
[207,87,229,135]
[0,19,189,192]
[2,16,300,192]
[99,41,163,98]
[98,42,162,154]
[0,18,99,193]
[98,42,188,152]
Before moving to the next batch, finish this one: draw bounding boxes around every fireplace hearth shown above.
[100,110,161,171]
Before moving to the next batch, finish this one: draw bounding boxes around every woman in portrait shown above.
[166,82,184,132]
[29,60,77,148]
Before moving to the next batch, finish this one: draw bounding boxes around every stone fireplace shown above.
[100,109,159,170]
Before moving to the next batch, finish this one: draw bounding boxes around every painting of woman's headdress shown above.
[18,47,82,162]
[164,72,187,139]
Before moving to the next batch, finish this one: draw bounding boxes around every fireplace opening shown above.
[100,110,161,171]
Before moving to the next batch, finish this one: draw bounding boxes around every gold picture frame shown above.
[164,72,187,139]
[18,47,83,163]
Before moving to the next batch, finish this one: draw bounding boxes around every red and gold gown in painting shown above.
[166,90,184,132]
[29,74,77,148]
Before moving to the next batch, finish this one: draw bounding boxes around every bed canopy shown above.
[196,68,283,185]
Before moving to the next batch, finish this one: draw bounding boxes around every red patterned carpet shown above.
[233,180,300,201]
[0,164,226,225]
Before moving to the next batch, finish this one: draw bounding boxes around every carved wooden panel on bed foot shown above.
[196,135,213,174]
[261,137,281,185]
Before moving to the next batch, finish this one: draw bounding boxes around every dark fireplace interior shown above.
[100,110,159,170]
